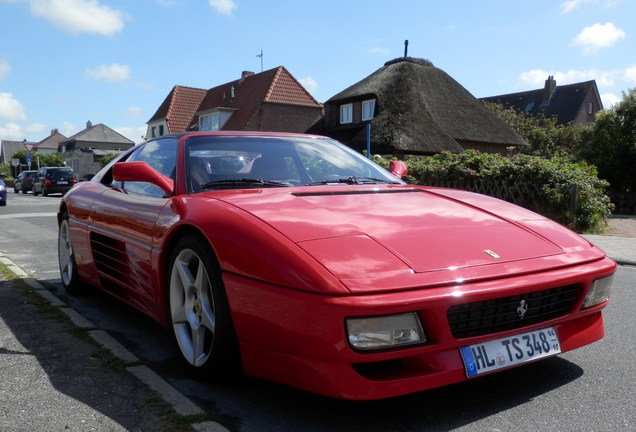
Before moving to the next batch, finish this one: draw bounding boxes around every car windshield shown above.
[186,135,403,192]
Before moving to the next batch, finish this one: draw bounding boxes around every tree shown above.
[12,150,65,169]
[575,88,636,193]
[99,153,120,167]
[483,102,582,158]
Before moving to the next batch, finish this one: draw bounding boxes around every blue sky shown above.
[1,0,635,144]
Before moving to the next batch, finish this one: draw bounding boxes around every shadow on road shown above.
[8,276,588,432]
[0,278,163,431]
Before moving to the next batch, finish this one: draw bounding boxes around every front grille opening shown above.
[352,356,435,381]
[447,284,580,339]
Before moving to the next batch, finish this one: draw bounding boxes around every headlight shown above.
[0,185,5,191]
[583,274,614,308]
[347,312,426,351]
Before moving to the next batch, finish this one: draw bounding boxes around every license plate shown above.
[57,181,68,184]
[460,327,561,377]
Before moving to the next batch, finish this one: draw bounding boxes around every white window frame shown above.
[361,99,376,121]
[340,103,353,124]
[200,113,221,131]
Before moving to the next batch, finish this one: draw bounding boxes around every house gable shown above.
[146,85,207,138]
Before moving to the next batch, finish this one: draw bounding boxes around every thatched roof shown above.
[319,57,527,155]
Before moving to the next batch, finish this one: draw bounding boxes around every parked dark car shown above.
[14,170,38,193]
[33,167,77,196]
[0,174,6,206]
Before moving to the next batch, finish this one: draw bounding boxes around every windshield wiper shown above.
[307,176,401,186]
[201,178,291,189]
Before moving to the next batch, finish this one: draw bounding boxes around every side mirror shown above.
[389,160,408,179]
[113,161,174,195]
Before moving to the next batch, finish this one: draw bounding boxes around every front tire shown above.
[168,234,240,380]
[58,212,82,294]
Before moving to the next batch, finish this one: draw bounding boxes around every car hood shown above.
[213,186,604,293]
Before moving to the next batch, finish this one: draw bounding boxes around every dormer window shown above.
[340,104,353,124]
[200,113,221,131]
[362,99,376,121]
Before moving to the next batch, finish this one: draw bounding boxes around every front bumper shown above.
[224,256,616,400]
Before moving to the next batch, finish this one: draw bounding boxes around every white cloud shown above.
[124,106,141,118]
[601,92,621,108]
[115,125,147,143]
[209,0,236,15]
[59,121,79,137]
[560,0,623,13]
[520,68,618,88]
[26,0,125,36]
[298,76,317,94]
[0,59,11,80]
[367,46,391,56]
[571,22,626,55]
[0,92,27,121]
[560,0,593,13]
[624,65,636,83]
[0,122,47,141]
[85,63,131,83]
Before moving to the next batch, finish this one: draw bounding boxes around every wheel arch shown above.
[157,224,219,326]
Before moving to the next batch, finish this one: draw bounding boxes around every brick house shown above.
[146,66,323,138]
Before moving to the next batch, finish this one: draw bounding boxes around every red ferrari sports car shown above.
[57,132,616,400]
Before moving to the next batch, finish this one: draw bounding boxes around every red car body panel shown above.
[59,132,616,400]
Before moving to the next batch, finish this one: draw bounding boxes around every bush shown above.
[375,150,612,233]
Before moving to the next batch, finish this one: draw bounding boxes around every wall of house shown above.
[572,92,601,126]
[248,103,323,133]
[64,151,102,180]
[146,120,168,139]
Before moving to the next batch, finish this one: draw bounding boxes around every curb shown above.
[0,253,229,432]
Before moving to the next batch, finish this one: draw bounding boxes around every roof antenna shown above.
[256,50,263,72]
[404,40,409,57]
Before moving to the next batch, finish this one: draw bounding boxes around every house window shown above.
[340,104,353,124]
[159,125,164,136]
[588,102,593,114]
[362,99,376,121]
[151,126,157,138]
[200,113,221,131]
[525,102,535,111]
[83,146,97,150]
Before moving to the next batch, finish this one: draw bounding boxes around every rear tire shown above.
[168,234,240,380]
[58,212,83,294]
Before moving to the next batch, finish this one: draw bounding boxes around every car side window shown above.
[113,138,177,197]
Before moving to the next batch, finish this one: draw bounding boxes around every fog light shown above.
[347,312,425,351]
[583,274,614,308]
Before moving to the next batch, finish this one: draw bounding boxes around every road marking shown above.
[0,212,57,219]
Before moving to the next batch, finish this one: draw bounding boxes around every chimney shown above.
[86,120,93,129]
[51,128,58,135]
[241,71,255,80]
[543,75,556,101]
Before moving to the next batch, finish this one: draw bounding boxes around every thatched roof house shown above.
[310,57,527,156]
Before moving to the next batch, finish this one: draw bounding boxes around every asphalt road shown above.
[0,192,634,431]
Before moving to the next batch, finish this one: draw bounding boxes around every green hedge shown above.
[374,150,612,233]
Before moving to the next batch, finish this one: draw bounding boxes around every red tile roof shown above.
[193,66,322,130]
[150,67,321,133]
[148,85,207,133]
